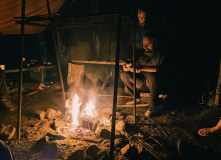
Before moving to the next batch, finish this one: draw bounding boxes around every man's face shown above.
[143,38,153,51]
[138,11,146,24]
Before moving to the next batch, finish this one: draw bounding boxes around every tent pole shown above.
[17,0,26,139]
[110,12,122,160]
[132,18,137,124]
[46,0,66,103]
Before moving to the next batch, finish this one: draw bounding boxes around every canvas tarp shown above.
[0,0,65,35]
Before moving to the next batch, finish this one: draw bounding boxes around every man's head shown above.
[143,35,157,52]
[138,9,146,26]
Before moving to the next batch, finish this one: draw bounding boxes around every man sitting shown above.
[120,34,166,117]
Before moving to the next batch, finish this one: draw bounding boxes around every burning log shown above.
[80,117,100,132]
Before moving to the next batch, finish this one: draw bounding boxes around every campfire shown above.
[64,93,112,137]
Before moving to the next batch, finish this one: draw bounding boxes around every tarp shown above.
[0,0,65,35]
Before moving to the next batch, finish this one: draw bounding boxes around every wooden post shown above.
[110,13,122,160]
[40,66,45,84]
[215,56,221,106]
[17,0,26,140]
[46,0,66,104]
[132,19,136,124]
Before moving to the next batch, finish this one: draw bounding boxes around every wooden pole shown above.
[17,0,26,139]
[46,0,66,103]
[132,18,136,124]
[110,13,122,160]
[215,56,221,106]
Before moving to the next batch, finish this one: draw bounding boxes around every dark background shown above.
[0,0,220,103]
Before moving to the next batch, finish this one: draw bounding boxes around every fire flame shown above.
[68,93,110,131]
[71,94,82,126]
[84,101,95,117]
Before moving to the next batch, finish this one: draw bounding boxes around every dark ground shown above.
[0,81,221,160]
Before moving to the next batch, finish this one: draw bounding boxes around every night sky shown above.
[0,0,221,101]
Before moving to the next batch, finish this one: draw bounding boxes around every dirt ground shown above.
[1,83,221,160]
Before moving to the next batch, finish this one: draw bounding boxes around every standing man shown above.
[136,9,155,51]
[121,34,165,117]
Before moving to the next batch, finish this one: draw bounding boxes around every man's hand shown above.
[122,64,130,72]
[129,67,142,73]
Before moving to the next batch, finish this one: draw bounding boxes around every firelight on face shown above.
[138,10,146,24]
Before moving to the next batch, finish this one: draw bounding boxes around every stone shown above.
[45,108,57,119]
[86,145,100,159]
[121,144,139,159]
[95,124,111,138]
[0,124,16,140]
[100,129,111,139]
[34,110,45,120]
[56,110,62,116]
[115,138,129,148]
[115,120,125,132]
[68,147,85,160]
[121,144,130,155]
[28,137,48,155]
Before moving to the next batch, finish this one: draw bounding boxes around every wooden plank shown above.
[5,65,55,73]
[140,93,166,98]
[24,90,40,97]
[70,60,125,65]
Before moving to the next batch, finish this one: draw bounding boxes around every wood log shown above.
[215,56,221,106]
[67,63,84,88]
[80,117,99,132]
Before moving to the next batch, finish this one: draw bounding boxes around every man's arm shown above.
[140,66,157,72]
[129,66,157,73]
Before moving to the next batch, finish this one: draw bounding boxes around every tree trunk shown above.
[215,56,221,106]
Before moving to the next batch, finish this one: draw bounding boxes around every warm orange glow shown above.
[101,118,110,125]
[71,94,82,126]
[84,101,95,117]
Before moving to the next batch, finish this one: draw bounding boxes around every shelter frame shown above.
[17,0,138,159]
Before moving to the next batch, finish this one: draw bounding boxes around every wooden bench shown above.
[5,65,56,84]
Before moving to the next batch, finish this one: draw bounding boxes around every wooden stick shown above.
[125,132,162,160]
